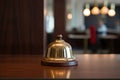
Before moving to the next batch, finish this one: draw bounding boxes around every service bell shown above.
[41,34,78,66]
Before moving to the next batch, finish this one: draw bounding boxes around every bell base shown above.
[41,59,78,67]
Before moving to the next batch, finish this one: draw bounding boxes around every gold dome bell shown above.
[41,34,78,66]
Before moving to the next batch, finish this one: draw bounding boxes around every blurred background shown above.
[44,0,120,54]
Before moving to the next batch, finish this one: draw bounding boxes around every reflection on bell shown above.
[41,34,78,66]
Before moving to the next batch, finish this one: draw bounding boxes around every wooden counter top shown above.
[0,54,120,79]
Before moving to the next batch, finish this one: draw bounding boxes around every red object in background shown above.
[89,25,97,44]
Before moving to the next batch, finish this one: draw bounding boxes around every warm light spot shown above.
[91,6,100,15]
[83,8,90,16]
[100,6,109,14]
[108,9,116,17]
[67,13,72,20]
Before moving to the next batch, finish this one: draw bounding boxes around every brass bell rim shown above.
[42,57,76,62]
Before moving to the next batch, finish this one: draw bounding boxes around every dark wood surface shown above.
[0,54,120,79]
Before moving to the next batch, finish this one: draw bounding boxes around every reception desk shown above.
[0,54,120,79]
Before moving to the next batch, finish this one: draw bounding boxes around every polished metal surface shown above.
[41,34,77,66]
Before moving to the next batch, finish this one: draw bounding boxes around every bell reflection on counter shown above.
[43,67,71,78]
[41,34,78,66]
